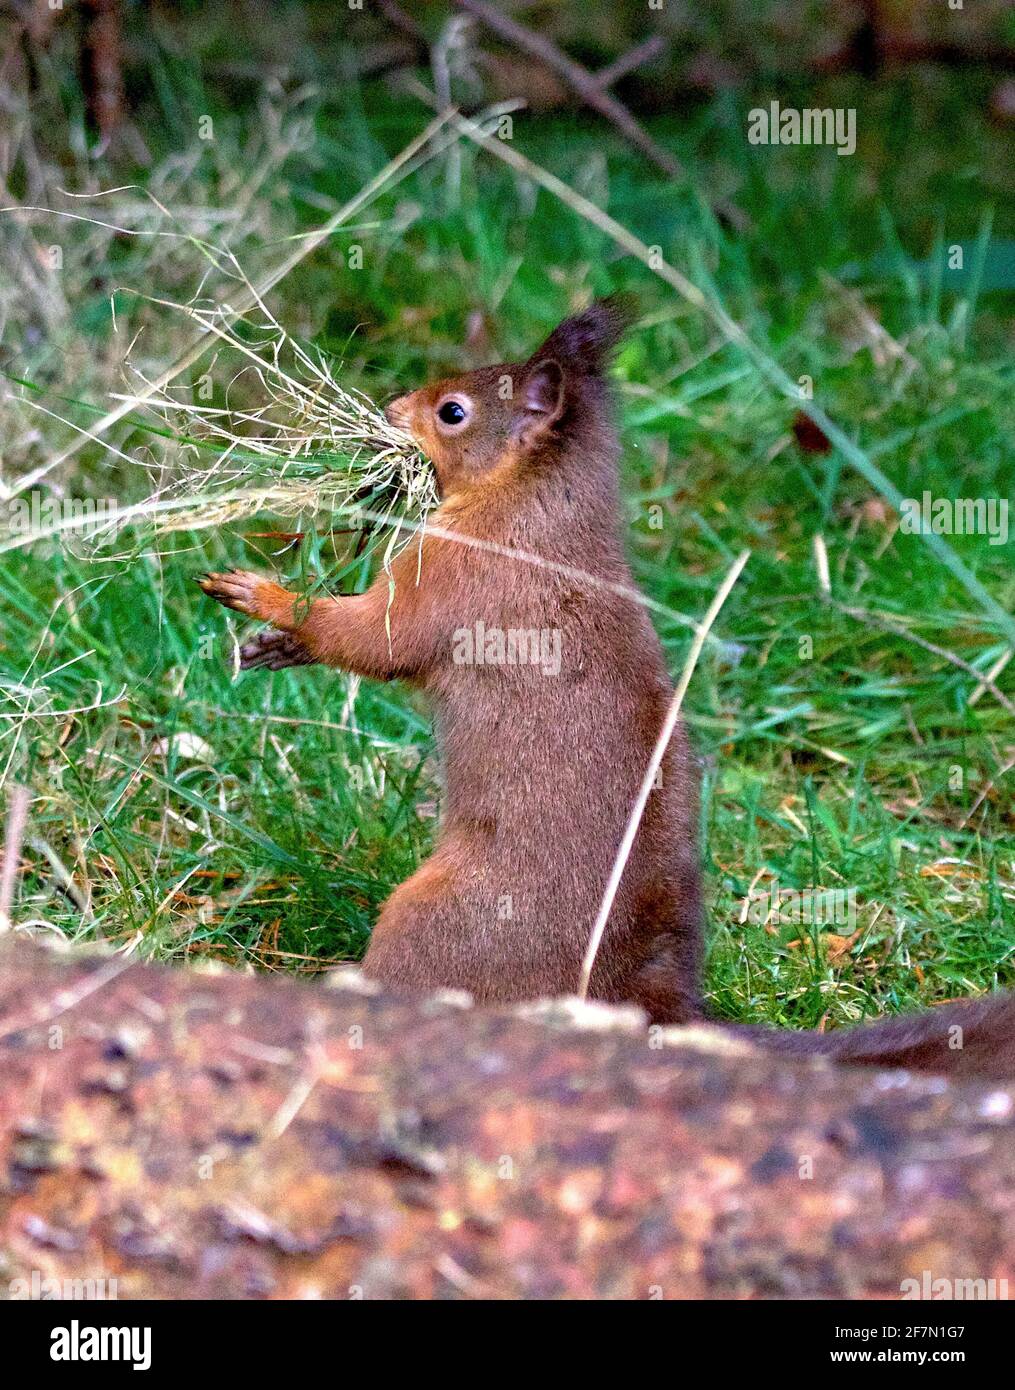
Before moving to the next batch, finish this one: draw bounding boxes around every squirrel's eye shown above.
[437,399,468,426]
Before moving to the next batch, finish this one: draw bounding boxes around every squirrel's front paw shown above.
[197,569,265,616]
[239,630,314,671]
[197,569,294,627]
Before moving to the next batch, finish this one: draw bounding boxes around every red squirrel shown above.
[199,299,1014,1078]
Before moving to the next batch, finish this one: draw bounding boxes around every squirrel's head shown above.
[385,296,632,498]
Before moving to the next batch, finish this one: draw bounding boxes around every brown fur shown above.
[199,299,1014,1078]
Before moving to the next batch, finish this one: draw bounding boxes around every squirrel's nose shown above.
[384,396,411,429]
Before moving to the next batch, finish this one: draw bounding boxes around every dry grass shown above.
[113,291,436,548]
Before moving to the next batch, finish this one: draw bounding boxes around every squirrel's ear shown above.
[531,294,634,377]
[517,358,564,450]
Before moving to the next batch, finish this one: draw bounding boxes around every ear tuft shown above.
[529,294,635,377]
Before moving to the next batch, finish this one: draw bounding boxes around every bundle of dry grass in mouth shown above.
[113,292,438,559]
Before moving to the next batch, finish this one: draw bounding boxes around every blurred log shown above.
[2,938,1014,1299]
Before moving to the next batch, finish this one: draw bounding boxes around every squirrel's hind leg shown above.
[362,852,490,999]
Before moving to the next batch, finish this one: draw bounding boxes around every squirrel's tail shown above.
[725,992,1015,1080]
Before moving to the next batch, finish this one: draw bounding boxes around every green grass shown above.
[1,19,1013,1030]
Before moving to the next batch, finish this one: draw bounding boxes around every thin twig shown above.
[594,36,668,89]
[578,550,751,1000]
[377,0,429,47]
[455,0,748,229]
[0,782,30,933]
